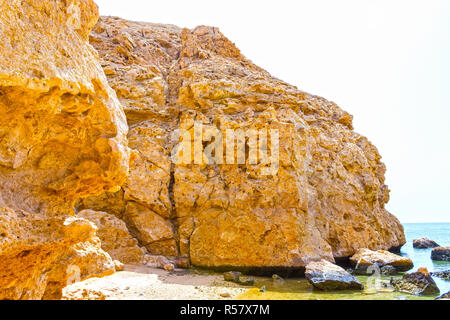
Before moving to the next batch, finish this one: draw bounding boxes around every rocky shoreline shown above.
[0,0,446,301]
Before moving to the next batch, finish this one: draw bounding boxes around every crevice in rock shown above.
[168,162,181,257]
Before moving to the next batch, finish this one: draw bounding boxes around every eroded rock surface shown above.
[413,238,440,249]
[0,0,129,299]
[79,15,406,269]
[430,270,450,281]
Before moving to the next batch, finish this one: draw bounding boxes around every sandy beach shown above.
[63,265,247,300]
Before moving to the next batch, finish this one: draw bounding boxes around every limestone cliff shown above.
[0,0,129,299]
[78,16,405,268]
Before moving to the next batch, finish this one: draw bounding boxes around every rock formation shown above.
[436,291,450,300]
[350,249,413,274]
[78,15,406,268]
[391,268,440,296]
[0,0,129,299]
[0,0,408,299]
[305,260,363,291]
[413,238,440,249]
[430,270,450,280]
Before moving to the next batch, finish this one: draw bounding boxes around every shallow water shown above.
[401,223,450,294]
[238,223,450,300]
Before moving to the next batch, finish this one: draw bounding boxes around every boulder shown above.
[79,15,406,268]
[430,270,450,280]
[305,260,364,291]
[380,265,398,276]
[223,272,255,286]
[0,0,129,300]
[77,210,147,263]
[413,238,440,249]
[436,291,450,300]
[350,249,413,274]
[391,268,440,296]
[431,247,450,262]
[239,276,255,286]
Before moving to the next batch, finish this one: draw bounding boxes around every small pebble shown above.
[220,292,231,298]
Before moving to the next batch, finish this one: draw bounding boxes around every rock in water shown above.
[350,249,413,274]
[391,268,440,296]
[436,291,450,300]
[224,271,242,283]
[305,260,364,291]
[431,247,450,262]
[413,238,440,249]
[380,265,398,276]
[78,210,147,263]
[272,274,285,283]
[238,276,255,286]
[79,15,406,269]
[430,270,450,281]
[0,0,129,300]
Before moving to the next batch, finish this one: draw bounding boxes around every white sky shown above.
[96,0,450,223]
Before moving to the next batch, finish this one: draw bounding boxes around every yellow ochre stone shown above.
[80,15,405,268]
[0,0,406,300]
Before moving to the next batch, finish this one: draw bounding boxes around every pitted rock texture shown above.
[80,15,405,268]
[78,210,146,263]
[0,1,129,299]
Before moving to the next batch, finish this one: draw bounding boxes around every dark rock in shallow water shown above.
[350,249,413,275]
[391,268,440,296]
[224,271,241,282]
[413,238,440,249]
[238,276,255,286]
[431,270,450,281]
[272,274,284,283]
[436,291,450,300]
[224,272,255,286]
[305,260,364,291]
[381,265,398,276]
[431,247,450,262]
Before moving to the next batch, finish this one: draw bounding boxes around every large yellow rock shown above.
[0,1,129,299]
[82,16,405,268]
[78,210,147,263]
